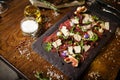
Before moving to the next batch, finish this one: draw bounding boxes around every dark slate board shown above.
[32,2,119,80]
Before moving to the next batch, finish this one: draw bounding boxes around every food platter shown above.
[32,2,119,80]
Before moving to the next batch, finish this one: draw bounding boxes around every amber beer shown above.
[24,5,42,23]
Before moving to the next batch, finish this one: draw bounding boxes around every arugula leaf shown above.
[75,54,81,61]
[80,40,84,53]
[70,25,75,33]
[38,0,59,11]
[77,24,81,29]
[84,21,92,25]
[92,15,99,21]
[94,26,100,30]
[68,41,73,45]
[89,33,98,42]
[59,35,68,39]
[35,71,50,80]
[45,42,52,52]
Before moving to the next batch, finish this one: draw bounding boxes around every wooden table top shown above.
[0,0,120,80]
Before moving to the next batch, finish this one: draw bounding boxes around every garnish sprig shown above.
[38,0,59,12]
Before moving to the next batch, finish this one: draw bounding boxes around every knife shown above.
[96,0,120,14]
[96,0,120,21]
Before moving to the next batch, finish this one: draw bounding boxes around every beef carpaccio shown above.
[43,6,110,67]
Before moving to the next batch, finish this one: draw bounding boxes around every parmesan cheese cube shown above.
[104,22,109,30]
[56,39,62,46]
[73,34,81,41]
[52,42,57,48]
[73,46,81,53]
[82,14,94,24]
[84,45,90,52]
[70,21,74,26]
[57,31,62,36]
[87,30,94,38]
[61,26,69,37]
[68,46,74,54]
[83,24,91,30]
[100,22,104,28]
[100,22,109,30]
[52,39,62,48]
[99,28,104,33]
[71,17,79,24]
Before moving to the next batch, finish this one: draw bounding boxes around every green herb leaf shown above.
[38,0,59,11]
[59,35,68,39]
[70,25,75,33]
[77,24,81,29]
[92,15,99,21]
[94,26,99,30]
[75,54,81,61]
[35,71,50,80]
[81,28,87,32]
[68,41,73,45]
[80,40,84,53]
[84,21,91,25]
[45,42,52,52]
[89,33,98,42]
[80,40,83,47]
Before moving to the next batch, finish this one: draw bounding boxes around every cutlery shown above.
[96,0,120,21]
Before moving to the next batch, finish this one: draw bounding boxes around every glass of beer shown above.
[24,5,42,23]
[20,17,39,37]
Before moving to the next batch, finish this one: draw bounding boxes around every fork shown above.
[96,0,120,21]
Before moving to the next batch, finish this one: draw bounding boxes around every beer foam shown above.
[21,20,38,33]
